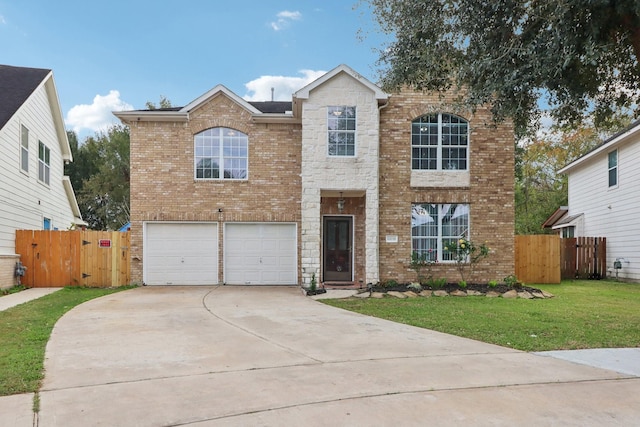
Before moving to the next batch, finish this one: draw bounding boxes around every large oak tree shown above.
[362,0,640,136]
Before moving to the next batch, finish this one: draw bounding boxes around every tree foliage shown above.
[65,126,130,230]
[145,95,173,110]
[515,115,632,234]
[362,0,640,136]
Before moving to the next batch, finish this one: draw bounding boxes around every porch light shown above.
[337,192,345,213]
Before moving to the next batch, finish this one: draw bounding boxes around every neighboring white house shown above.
[557,119,640,281]
[0,64,85,288]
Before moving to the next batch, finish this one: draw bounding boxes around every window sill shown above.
[410,170,470,188]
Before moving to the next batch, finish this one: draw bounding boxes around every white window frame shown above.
[327,106,356,157]
[20,124,29,173]
[608,149,618,188]
[194,127,248,180]
[412,113,469,170]
[38,141,50,185]
[411,203,470,262]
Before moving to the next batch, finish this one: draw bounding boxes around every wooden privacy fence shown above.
[560,237,607,279]
[15,230,130,288]
[515,235,561,284]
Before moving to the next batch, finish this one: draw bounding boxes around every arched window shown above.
[411,113,468,170]
[194,127,248,180]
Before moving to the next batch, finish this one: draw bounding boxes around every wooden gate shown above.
[560,237,606,279]
[15,230,130,288]
[514,235,561,284]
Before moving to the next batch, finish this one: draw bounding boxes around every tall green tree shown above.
[362,0,640,136]
[515,114,632,234]
[66,131,100,195]
[65,126,130,230]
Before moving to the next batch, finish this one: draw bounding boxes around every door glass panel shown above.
[323,217,352,281]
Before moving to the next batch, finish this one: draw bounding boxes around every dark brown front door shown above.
[323,217,352,281]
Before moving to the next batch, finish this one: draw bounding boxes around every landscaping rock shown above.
[363,283,550,300]
[502,290,518,299]
[518,291,534,299]
[387,291,407,299]
[354,292,370,298]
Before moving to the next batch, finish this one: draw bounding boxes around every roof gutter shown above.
[113,110,189,123]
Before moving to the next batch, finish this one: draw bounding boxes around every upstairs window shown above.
[412,113,468,170]
[38,141,50,185]
[328,106,356,156]
[194,128,248,180]
[21,124,29,172]
[608,150,617,187]
[412,203,469,262]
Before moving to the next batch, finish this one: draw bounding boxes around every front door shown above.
[323,217,352,282]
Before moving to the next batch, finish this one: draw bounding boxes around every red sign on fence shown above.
[98,239,112,248]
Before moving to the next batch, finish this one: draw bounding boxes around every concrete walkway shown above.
[2,286,640,426]
[0,287,62,311]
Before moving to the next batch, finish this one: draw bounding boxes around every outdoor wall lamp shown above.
[337,192,345,213]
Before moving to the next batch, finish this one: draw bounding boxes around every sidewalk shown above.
[0,287,62,312]
[0,287,62,427]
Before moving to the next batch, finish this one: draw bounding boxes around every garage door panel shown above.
[145,223,218,285]
[224,223,297,285]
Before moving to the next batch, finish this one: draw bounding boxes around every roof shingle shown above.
[0,64,51,129]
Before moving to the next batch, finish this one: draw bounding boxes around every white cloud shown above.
[0,15,6,24]
[65,90,133,134]
[270,10,301,31]
[243,69,326,102]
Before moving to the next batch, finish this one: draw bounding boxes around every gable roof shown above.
[293,64,388,100]
[113,65,385,124]
[559,118,640,174]
[0,64,51,129]
[114,85,296,123]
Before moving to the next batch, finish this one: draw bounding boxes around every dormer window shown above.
[412,113,468,170]
[327,106,356,156]
[194,128,248,180]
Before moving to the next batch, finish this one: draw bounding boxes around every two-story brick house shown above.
[115,64,514,287]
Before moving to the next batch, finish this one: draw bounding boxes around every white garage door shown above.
[225,223,297,285]
[145,222,218,285]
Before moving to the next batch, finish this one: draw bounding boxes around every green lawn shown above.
[323,280,640,352]
[0,286,132,396]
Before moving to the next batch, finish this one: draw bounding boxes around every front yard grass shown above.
[0,286,132,396]
[322,280,640,352]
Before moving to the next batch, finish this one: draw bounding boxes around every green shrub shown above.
[428,277,447,289]
[382,279,398,288]
[407,283,423,292]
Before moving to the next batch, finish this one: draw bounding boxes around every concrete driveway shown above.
[31,286,640,425]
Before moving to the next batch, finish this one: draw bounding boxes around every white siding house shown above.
[558,119,640,281]
[0,65,85,288]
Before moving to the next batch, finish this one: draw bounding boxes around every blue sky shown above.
[1,1,390,139]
